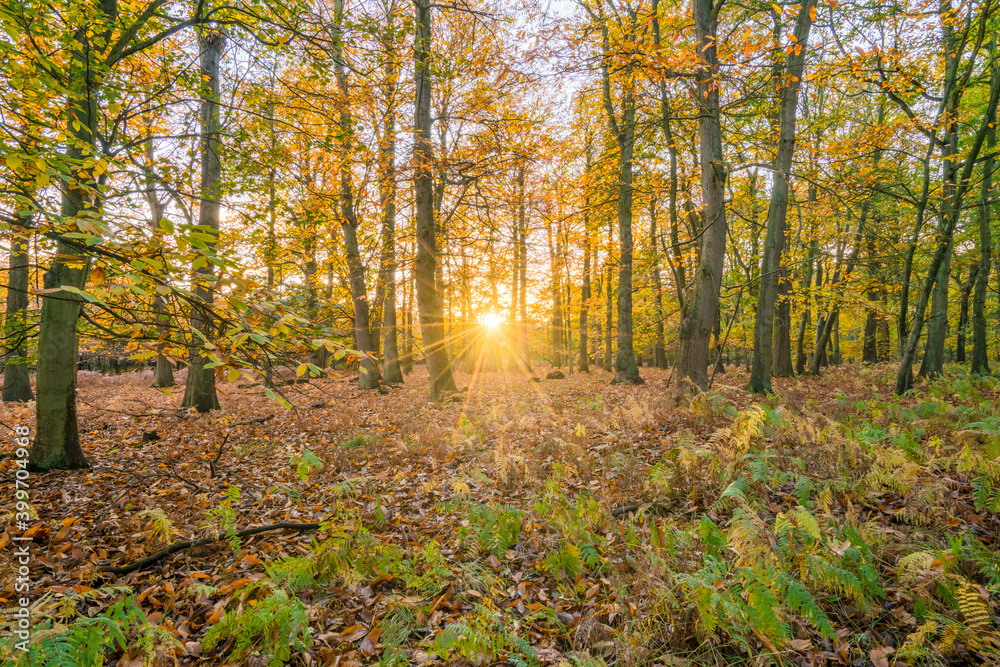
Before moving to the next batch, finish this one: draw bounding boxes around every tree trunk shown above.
[956,267,978,363]
[563,217,573,376]
[595,10,640,385]
[579,150,592,372]
[333,0,379,390]
[518,202,531,372]
[508,179,520,369]
[677,0,727,392]
[546,212,563,367]
[972,44,996,374]
[862,232,880,364]
[181,30,225,413]
[650,201,667,369]
[773,272,793,376]
[3,225,34,402]
[895,55,1000,393]
[897,139,934,356]
[143,114,175,389]
[748,0,815,393]
[403,267,414,374]
[32,14,111,469]
[413,0,456,399]
[379,15,403,384]
[603,220,614,372]
[795,238,816,374]
[594,256,603,366]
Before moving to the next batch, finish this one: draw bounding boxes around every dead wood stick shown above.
[208,433,230,478]
[99,522,323,576]
[610,505,639,517]
[231,415,275,426]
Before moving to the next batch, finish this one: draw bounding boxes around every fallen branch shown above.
[78,398,162,418]
[610,505,639,517]
[99,522,323,576]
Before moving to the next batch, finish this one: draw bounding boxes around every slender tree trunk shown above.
[563,217,573,376]
[863,232,880,364]
[413,0,456,399]
[677,0,727,391]
[653,13,686,320]
[404,266,414,374]
[579,152,591,372]
[518,202,531,372]
[795,237,816,374]
[919,22,965,380]
[956,266,978,363]
[509,206,519,369]
[143,114,175,389]
[650,201,667,368]
[594,7,640,384]
[603,220,614,372]
[379,14,403,384]
[896,57,1000,393]
[972,43,996,374]
[898,139,934,355]
[546,213,562,367]
[263,92,278,388]
[333,0,379,389]
[181,29,225,413]
[748,0,815,393]
[3,224,34,402]
[594,256,603,365]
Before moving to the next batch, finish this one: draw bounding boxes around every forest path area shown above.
[2,364,1000,666]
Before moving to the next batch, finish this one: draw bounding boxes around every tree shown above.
[413,0,457,400]
[182,29,226,413]
[677,0,727,392]
[584,0,643,385]
[3,224,33,402]
[377,0,405,385]
[332,0,380,390]
[748,0,817,394]
[972,40,997,374]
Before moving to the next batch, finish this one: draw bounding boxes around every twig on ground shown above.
[78,398,163,418]
[208,433,230,478]
[98,521,324,575]
[610,505,639,517]
[231,415,275,427]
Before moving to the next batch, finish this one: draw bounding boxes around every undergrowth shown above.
[7,365,1000,666]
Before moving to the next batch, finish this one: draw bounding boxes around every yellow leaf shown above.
[296,363,308,376]
[227,369,240,382]
[90,267,106,285]
[771,3,781,14]
[809,4,817,20]
[6,154,22,170]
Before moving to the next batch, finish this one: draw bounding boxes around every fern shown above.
[265,555,317,591]
[202,588,310,667]
[954,577,991,630]
[432,605,538,666]
[972,475,1000,514]
[135,508,174,546]
[773,571,836,639]
[469,503,524,556]
[964,534,1000,593]
[23,593,150,667]
[544,542,583,580]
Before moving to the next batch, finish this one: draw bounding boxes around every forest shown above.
[1,0,1000,664]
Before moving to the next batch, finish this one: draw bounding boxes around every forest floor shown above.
[2,362,1000,666]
